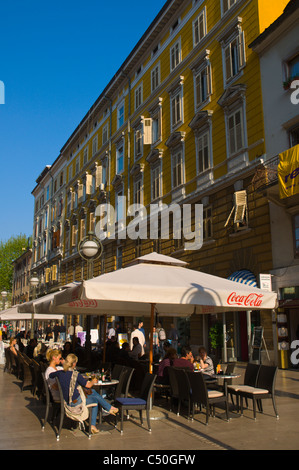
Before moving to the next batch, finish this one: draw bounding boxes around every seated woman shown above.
[49,353,118,434]
[45,348,64,401]
[198,346,214,375]
[9,337,19,357]
[157,348,177,384]
[62,341,73,359]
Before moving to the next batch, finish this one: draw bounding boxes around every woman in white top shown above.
[45,348,64,401]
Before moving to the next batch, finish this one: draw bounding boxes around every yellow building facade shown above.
[32,0,289,361]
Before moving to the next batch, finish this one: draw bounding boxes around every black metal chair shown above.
[55,378,97,441]
[41,372,61,432]
[4,348,12,374]
[18,354,33,392]
[121,366,134,397]
[225,362,236,375]
[111,364,126,380]
[227,362,260,409]
[238,365,279,420]
[172,367,192,418]
[168,366,180,414]
[187,370,229,425]
[115,372,157,434]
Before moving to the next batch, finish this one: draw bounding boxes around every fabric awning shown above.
[227,270,258,287]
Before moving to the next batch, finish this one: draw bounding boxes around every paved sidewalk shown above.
[0,363,298,451]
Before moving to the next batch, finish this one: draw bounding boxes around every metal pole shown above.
[150,303,155,374]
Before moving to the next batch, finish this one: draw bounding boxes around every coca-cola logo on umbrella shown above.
[227,292,263,307]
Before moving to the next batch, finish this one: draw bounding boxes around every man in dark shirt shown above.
[173,346,194,371]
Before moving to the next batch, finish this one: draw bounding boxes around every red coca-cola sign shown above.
[227,292,263,307]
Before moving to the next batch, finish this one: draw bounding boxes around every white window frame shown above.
[133,176,143,205]
[92,135,98,156]
[203,205,213,240]
[117,102,125,129]
[227,107,245,157]
[116,142,124,174]
[102,122,109,145]
[193,8,207,47]
[83,147,88,166]
[134,125,143,160]
[171,146,184,189]
[221,0,238,16]
[196,129,212,174]
[135,83,143,111]
[151,63,160,93]
[170,38,182,72]
[170,88,183,130]
[222,27,246,85]
[151,163,162,201]
[194,63,212,109]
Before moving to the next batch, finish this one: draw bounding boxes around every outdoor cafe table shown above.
[84,375,119,431]
[210,373,241,396]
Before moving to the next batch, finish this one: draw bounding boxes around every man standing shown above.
[130,324,145,357]
[168,323,179,351]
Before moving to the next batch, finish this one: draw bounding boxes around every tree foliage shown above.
[0,234,30,292]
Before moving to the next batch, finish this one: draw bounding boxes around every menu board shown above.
[252,327,263,361]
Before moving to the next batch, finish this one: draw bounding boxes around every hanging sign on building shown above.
[278,144,299,199]
[259,273,272,292]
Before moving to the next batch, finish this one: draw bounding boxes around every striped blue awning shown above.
[228,270,258,287]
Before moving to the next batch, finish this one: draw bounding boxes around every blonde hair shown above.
[63,353,78,371]
[9,337,16,345]
[46,348,62,363]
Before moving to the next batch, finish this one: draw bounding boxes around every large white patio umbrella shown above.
[31,253,277,369]
[0,305,64,321]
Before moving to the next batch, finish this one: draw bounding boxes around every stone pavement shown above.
[0,362,298,452]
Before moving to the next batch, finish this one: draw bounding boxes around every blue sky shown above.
[0,0,166,242]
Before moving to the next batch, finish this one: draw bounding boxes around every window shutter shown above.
[52,265,57,281]
[225,44,232,81]
[234,190,247,223]
[143,119,152,145]
[45,268,50,283]
[238,31,246,69]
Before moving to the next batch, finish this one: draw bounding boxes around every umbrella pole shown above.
[150,303,155,374]
[103,314,107,363]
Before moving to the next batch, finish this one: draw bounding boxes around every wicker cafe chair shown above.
[4,347,12,374]
[115,372,157,434]
[168,366,180,413]
[227,362,260,410]
[41,372,61,432]
[187,370,229,425]
[55,378,97,441]
[172,367,192,419]
[238,365,279,420]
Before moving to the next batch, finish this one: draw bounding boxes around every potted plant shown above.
[209,322,223,360]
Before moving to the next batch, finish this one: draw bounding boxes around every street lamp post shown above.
[78,232,103,365]
[1,291,8,311]
[30,273,39,340]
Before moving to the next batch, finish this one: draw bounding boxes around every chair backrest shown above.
[186,371,208,407]
[121,367,134,397]
[225,362,236,375]
[173,367,191,401]
[256,365,278,393]
[55,377,65,404]
[168,366,179,397]
[244,363,260,386]
[4,348,12,369]
[41,371,52,403]
[140,373,157,403]
[111,364,125,380]
[113,369,127,399]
